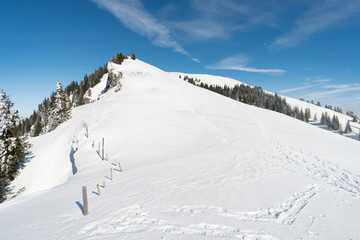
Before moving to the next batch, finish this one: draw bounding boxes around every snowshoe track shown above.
[269,137,360,197]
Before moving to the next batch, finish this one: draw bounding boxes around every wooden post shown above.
[97,184,101,196]
[92,140,94,148]
[106,153,108,161]
[98,142,100,154]
[102,138,104,161]
[85,123,88,138]
[110,168,113,180]
[103,180,106,188]
[82,186,88,216]
[118,162,123,172]
[114,159,117,165]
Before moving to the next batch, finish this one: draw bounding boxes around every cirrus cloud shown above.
[206,54,286,75]
[91,0,188,55]
[271,0,360,49]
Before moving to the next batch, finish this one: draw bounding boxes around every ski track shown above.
[165,184,319,225]
[78,205,277,240]
[77,184,319,239]
[268,137,360,197]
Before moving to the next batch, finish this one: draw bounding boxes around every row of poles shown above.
[81,122,123,216]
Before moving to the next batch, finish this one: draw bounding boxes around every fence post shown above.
[110,168,113,180]
[118,162,123,172]
[103,180,106,188]
[85,123,88,138]
[82,186,88,216]
[97,184,101,196]
[92,140,94,148]
[114,159,117,165]
[102,138,104,160]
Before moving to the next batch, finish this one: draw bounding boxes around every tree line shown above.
[1,52,134,202]
[183,75,312,123]
[181,75,359,135]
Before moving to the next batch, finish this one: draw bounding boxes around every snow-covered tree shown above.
[353,115,359,123]
[331,115,340,130]
[313,113,318,122]
[0,92,17,137]
[0,91,29,201]
[304,108,311,123]
[339,124,343,135]
[48,82,72,131]
[345,120,352,134]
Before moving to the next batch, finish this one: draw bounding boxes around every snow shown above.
[84,73,109,102]
[170,72,360,139]
[1,59,360,239]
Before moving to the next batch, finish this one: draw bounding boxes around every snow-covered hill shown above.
[1,59,360,239]
[170,72,359,137]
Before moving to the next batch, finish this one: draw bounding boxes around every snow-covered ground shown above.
[170,72,359,139]
[1,59,360,239]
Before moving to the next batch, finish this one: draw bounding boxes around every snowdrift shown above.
[1,59,360,239]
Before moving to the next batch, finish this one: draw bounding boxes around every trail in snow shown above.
[77,184,318,239]
[269,137,360,197]
[165,184,319,225]
[78,205,277,240]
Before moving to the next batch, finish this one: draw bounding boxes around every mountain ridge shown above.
[1,58,360,239]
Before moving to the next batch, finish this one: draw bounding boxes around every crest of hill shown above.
[169,72,355,128]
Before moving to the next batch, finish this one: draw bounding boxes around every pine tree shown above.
[131,53,136,60]
[313,113,318,122]
[331,115,340,130]
[304,108,311,123]
[320,113,325,125]
[48,82,72,131]
[0,91,29,201]
[339,124,343,135]
[111,52,128,64]
[345,120,352,133]
[353,115,359,122]
[300,109,305,121]
[32,119,42,137]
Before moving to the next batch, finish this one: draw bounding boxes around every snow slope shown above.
[170,72,360,139]
[1,59,360,239]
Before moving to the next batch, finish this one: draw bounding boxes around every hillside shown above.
[0,59,360,239]
[170,72,359,137]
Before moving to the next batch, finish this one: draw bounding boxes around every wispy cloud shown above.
[191,58,200,63]
[91,0,188,55]
[168,0,284,42]
[305,85,360,99]
[323,84,359,89]
[271,0,360,49]
[279,85,315,94]
[305,78,332,83]
[279,77,360,100]
[206,54,286,75]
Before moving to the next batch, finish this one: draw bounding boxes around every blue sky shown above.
[1,0,360,117]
